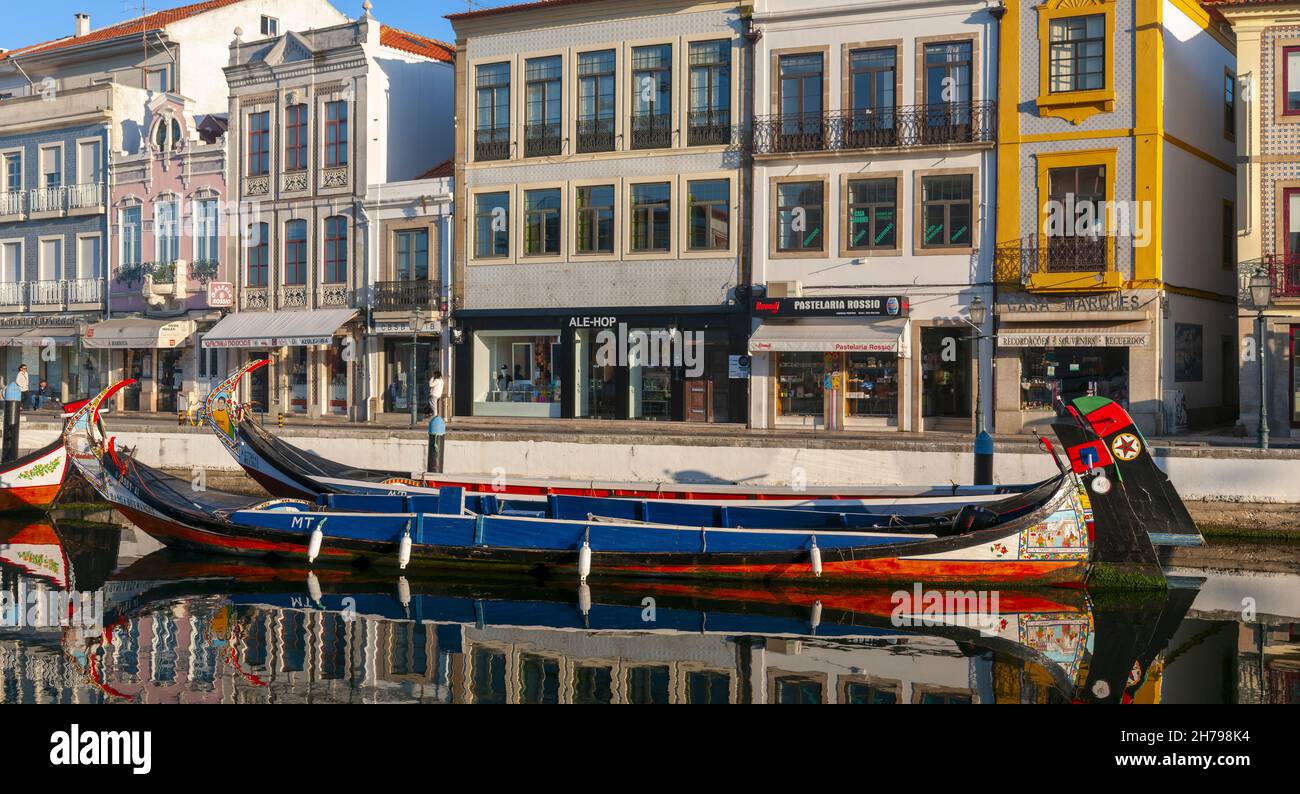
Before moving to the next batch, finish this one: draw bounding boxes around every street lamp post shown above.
[1249,271,1272,450]
[967,296,993,486]
[409,307,426,428]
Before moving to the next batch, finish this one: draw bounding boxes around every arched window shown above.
[284,220,307,285]
[324,216,347,284]
[246,223,268,287]
[152,116,184,151]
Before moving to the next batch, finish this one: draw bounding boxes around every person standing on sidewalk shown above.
[14,364,29,409]
[428,370,445,418]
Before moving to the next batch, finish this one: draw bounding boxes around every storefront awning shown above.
[201,309,357,349]
[748,318,908,354]
[83,318,195,349]
[0,327,78,347]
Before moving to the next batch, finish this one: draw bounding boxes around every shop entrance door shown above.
[123,350,145,411]
[921,327,971,430]
[684,379,712,422]
[248,352,269,415]
[157,348,183,413]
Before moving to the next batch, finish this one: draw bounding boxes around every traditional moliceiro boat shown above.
[0,397,90,513]
[67,380,1169,586]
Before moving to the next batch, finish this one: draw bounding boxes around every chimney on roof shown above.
[75,13,90,37]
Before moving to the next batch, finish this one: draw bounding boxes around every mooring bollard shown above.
[177,410,185,426]
[427,415,446,474]
[974,430,994,487]
[2,380,21,464]
[277,412,284,429]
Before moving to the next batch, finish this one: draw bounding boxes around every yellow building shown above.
[993,0,1238,435]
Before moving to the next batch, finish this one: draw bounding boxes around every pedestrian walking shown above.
[14,364,29,409]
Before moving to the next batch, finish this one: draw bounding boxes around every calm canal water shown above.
[1,511,1295,704]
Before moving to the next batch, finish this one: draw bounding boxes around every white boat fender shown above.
[810,536,823,577]
[398,531,413,570]
[810,599,822,632]
[397,575,411,608]
[307,571,322,604]
[578,583,591,616]
[578,539,592,583]
[308,526,324,564]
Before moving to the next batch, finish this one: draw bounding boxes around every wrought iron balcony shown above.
[474,127,510,162]
[630,113,672,150]
[686,110,732,146]
[374,279,439,312]
[576,117,615,154]
[995,234,1131,287]
[1241,254,1300,299]
[0,190,25,217]
[524,122,562,157]
[0,278,103,310]
[752,101,996,155]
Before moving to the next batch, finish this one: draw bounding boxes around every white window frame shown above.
[0,238,23,283]
[39,143,63,189]
[37,235,63,281]
[261,15,279,36]
[75,233,102,280]
[76,137,102,185]
[0,148,23,194]
[155,195,182,263]
[193,195,221,263]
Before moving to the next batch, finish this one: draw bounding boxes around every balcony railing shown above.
[475,127,510,161]
[995,235,1132,287]
[630,113,672,150]
[374,279,439,312]
[0,278,103,310]
[687,110,732,146]
[524,122,562,157]
[752,101,996,155]
[576,117,616,154]
[0,190,24,216]
[1242,254,1300,299]
[16,183,104,215]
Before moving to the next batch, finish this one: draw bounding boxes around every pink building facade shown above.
[102,93,231,413]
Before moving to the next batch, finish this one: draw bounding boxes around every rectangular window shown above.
[146,67,170,94]
[395,229,429,280]
[41,146,61,189]
[577,50,616,153]
[777,52,824,150]
[630,182,671,253]
[1048,15,1104,93]
[324,216,347,283]
[77,236,101,280]
[285,104,308,171]
[261,15,278,36]
[325,101,348,167]
[1,242,20,283]
[474,192,509,259]
[39,238,62,281]
[156,200,180,263]
[195,199,219,264]
[776,181,824,253]
[846,178,897,251]
[525,56,562,157]
[248,111,270,176]
[920,174,973,249]
[1225,72,1236,138]
[849,47,896,114]
[3,152,19,193]
[575,185,615,254]
[284,220,307,285]
[77,140,101,185]
[924,40,972,114]
[631,44,672,149]
[688,179,730,251]
[688,41,730,146]
[524,188,561,256]
[475,62,511,160]
[121,206,142,266]
[1287,47,1300,116]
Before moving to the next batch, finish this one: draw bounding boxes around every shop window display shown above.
[1020,347,1128,410]
[777,352,825,417]
[288,347,309,413]
[326,340,348,416]
[157,348,184,414]
[474,331,562,418]
[845,352,898,418]
[921,327,970,418]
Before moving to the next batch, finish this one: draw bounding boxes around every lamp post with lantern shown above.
[1249,270,1272,450]
[965,295,993,485]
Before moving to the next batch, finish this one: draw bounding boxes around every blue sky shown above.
[0,0,521,52]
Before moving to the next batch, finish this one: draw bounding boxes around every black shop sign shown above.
[752,296,909,318]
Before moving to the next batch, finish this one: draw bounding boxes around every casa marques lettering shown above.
[1000,294,1143,314]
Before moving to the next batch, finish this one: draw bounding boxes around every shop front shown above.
[202,309,359,419]
[453,309,748,423]
[84,318,197,413]
[0,314,105,405]
[748,296,910,430]
[373,317,444,419]
[994,291,1156,434]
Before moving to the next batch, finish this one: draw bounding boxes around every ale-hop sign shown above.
[752,296,909,318]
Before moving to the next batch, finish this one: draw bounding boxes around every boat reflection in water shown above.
[1,515,1200,704]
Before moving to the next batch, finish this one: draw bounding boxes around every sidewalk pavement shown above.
[16,403,1297,451]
